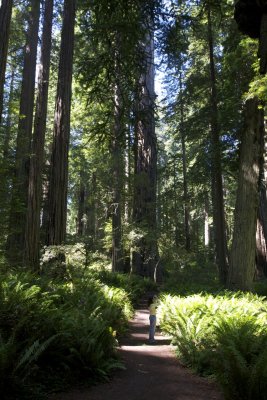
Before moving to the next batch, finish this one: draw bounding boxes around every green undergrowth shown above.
[158,292,267,400]
[159,248,223,295]
[0,251,156,399]
[157,248,267,400]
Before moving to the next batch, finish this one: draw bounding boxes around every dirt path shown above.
[50,297,224,400]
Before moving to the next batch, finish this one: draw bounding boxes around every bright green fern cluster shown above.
[158,292,267,399]
[0,270,133,399]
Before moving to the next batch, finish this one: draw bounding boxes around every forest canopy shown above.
[0,0,267,293]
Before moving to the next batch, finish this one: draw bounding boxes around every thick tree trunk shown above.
[6,0,40,264]
[207,5,228,284]
[256,132,267,277]
[46,0,76,245]
[0,0,13,125]
[228,97,265,291]
[132,25,161,282]
[256,217,267,278]
[25,0,54,270]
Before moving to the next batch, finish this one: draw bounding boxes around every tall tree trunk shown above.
[77,171,85,236]
[2,68,14,160]
[228,97,265,291]
[179,72,190,250]
[256,125,267,277]
[25,0,54,270]
[204,193,210,247]
[124,128,131,223]
[132,24,161,282]
[173,159,179,248]
[0,0,13,125]
[46,0,76,245]
[6,0,40,264]
[85,172,96,246]
[0,67,14,247]
[111,83,124,272]
[207,4,228,284]
[256,216,267,278]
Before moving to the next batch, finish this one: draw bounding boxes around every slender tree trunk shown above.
[173,160,179,248]
[179,72,190,250]
[0,67,14,245]
[6,0,40,264]
[0,0,13,125]
[111,86,124,272]
[132,23,161,282]
[124,129,131,223]
[25,0,54,270]
[76,168,86,236]
[228,97,265,291]
[204,193,210,247]
[46,0,76,245]
[207,4,228,284]
[85,172,97,246]
[2,67,14,159]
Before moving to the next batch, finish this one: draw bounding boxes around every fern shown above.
[14,334,60,379]
[212,317,267,400]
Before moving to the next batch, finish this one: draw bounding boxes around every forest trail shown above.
[50,296,224,400]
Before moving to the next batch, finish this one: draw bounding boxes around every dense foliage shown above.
[1,0,267,398]
[158,264,267,400]
[0,251,156,399]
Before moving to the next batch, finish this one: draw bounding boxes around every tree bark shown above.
[256,128,267,277]
[0,0,13,125]
[25,0,54,270]
[132,23,161,282]
[77,171,86,236]
[46,0,76,245]
[204,193,210,247]
[111,35,124,273]
[228,97,265,291]
[179,72,190,251]
[256,216,267,278]
[207,4,228,284]
[6,0,40,264]
[85,172,97,246]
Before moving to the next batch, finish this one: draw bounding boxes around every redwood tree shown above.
[228,97,265,291]
[6,0,40,263]
[25,0,54,269]
[46,0,76,245]
[132,20,161,281]
[207,2,228,284]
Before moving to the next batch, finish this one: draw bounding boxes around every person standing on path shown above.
[148,294,159,343]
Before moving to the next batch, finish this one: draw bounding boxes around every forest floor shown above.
[49,295,224,400]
